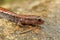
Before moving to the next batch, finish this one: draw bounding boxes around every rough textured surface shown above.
[0,0,60,40]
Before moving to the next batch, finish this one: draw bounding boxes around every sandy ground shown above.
[0,0,60,40]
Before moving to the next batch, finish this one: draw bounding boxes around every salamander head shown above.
[36,17,44,25]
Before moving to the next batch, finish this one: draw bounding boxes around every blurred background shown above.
[0,0,48,17]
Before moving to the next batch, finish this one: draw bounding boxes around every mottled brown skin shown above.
[0,7,44,26]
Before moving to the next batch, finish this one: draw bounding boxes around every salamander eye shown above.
[38,19,41,21]
[36,17,41,21]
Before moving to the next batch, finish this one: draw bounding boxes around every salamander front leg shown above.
[18,22,24,27]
